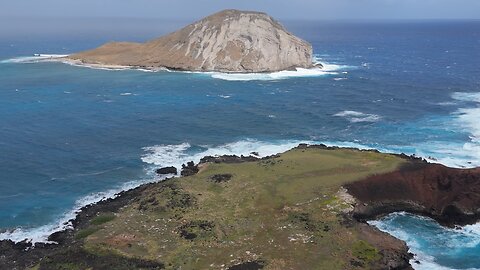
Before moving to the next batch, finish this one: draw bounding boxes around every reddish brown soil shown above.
[346,162,480,226]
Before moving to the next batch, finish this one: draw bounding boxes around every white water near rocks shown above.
[0,139,313,243]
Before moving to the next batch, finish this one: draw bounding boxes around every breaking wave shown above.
[0,54,69,64]
[422,91,480,168]
[209,67,337,81]
[0,139,312,244]
[334,110,381,123]
[1,53,352,81]
[370,212,480,270]
[140,139,314,169]
[0,175,165,244]
[208,56,352,81]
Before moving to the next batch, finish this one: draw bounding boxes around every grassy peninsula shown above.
[18,146,413,270]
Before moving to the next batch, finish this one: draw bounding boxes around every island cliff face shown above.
[68,10,314,73]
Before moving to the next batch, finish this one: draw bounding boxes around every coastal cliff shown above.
[67,10,314,73]
[346,162,480,226]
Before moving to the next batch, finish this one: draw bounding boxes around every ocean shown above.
[0,19,479,269]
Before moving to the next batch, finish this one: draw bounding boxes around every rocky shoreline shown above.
[1,144,479,269]
[0,153,282,269]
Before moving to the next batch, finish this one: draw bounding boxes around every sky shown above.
[1,0,480,20]
[0,0,478,40]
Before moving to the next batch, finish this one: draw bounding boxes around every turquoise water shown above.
[371,213,480,270]
[0,20,479,268]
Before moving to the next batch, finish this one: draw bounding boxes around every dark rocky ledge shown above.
[156,166,177,175]
[0,179,167,269]
[0,154,272,269]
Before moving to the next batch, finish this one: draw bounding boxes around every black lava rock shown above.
[156,166,178,175]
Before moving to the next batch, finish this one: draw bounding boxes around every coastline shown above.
[2,144,479,269]
[1,54,344,81]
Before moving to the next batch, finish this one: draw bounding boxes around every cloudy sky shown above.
[2,0,480,20]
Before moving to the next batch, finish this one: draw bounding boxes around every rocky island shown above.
[3,144,479,270]
[66,10,315,73]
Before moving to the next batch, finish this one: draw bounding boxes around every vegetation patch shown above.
[137,183,196,213]
[287,212,333,233]
[165,190,196,209]
[210,173,233,183]
[38,248,164,270]
[352,240,381,263]
[178,220,215,240]
[90,213,116,225]
[75,227,100,240]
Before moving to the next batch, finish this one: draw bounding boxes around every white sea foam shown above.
[413,141,480,168]
[441,92,480,168]
[0,171,173,244]
[383,92,480,169]
[1,139,313,244]
[369,212,480,270]
[209,67,337,81]
[435,101,457,106]
[0,54,165,72]
[62,60,146,71]
[206,57,352,82]
[334,110,381,123]
[141,139,314,171]
[2,53,352,82]
[0,54,69,64]
[452,92,480,103]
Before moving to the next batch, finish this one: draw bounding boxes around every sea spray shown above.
[370,212,480,270]
[0,139,313,243]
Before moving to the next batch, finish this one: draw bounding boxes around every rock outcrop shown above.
[346,162,480,226]
[68,9,314,73]
[156,166,178,175]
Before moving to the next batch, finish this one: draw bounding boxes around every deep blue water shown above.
[0,20,479,269]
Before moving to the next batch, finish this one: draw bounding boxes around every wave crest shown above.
[334,110,381,123]
[369,212,480,270]
[141,139,314,169]
[0,54,69,64]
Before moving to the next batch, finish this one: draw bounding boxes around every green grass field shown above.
[39,147,406,270]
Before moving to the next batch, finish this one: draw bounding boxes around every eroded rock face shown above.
[346,163,480,226]
[68,9,314,72]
